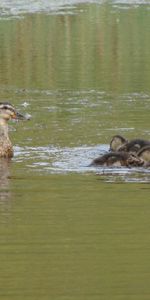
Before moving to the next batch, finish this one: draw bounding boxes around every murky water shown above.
[0,1,150,299]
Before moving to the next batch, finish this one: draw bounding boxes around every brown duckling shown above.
[90,151,144,167]
[0,102,30,158]
[137,145,150,164]
[109,135,128,151]
[118,139,150,154]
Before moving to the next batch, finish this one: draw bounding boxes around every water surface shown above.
[0,1,150,299]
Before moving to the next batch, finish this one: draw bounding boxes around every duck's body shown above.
[90,151,144,167]
[0,102,30,158]
[0,131,13,157]
[109,135,128,151]
[0,116,14,157]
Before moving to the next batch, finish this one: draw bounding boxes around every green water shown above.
[0,2,150,299]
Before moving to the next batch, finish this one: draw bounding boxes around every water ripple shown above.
[0,0,103,19]
[1,0,150,19]
[13,145,150,182]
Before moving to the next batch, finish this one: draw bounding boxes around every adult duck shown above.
[0,102,30,158]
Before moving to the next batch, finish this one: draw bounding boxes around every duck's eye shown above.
[3,106,8,110]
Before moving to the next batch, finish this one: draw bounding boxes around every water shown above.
[0,0,150,20]
[0,1,150,299]
[0,0,103,19]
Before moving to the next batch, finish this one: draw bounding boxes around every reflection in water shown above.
[0,158,11,222]
[1,2,150,92]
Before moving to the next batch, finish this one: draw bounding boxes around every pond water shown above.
[0,1,150,299]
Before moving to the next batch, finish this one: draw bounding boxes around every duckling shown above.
[0,102,30,158]
[90,151,144,167]
[109,135,128,151]
[137,145,150,164]
[118,139,150,154]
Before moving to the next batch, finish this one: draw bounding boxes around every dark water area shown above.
[0,1,150,299]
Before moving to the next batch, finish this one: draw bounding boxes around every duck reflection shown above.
[0,158,11,222]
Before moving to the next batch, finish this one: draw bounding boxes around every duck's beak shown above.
[13,111,31,120]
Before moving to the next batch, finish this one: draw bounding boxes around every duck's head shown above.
[109,135,128,151]
[0,102,31,122]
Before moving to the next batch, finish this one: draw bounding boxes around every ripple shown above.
[13,145,150,182]
[14,144,107,170]
[1,0,150,20]
[0,0,103,19]
[113,0,150,4]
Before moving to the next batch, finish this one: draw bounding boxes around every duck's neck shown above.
[0,118,9,140]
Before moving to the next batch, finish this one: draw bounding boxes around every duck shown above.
[118,139,150,154]
[0,102,30,158]
[90,151,144,167]
[109,135,128,151]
